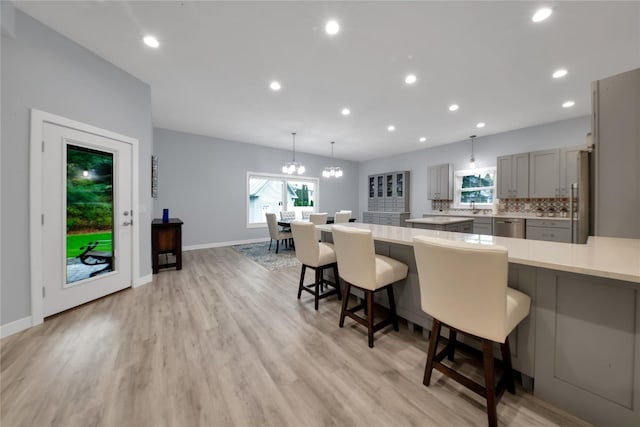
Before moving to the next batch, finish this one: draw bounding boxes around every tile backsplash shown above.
[432,198,578,216]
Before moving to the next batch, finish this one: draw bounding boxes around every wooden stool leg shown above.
[482,339,498,427]
[386,285,399,331]
[339,282,351,327]
[501,337,516,394]
[297,265,306,299]
[314,268,321,310]
[367,290,375,348]
[447,329,457,362]
[424,319,442,386]
[333,264,341,300]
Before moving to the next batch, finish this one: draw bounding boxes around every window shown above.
[246,173,319,227]
[453,167,496,208]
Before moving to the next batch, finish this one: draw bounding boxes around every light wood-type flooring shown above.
[1,247,592,426]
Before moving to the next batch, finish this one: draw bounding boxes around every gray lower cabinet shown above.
[473,217,493,235]
[526,219,571,243]
[535,270,640,426]
[409,220,473,232]
[363,211,409,227]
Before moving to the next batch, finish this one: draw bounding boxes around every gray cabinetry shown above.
[427,164,452,200]
[535,270,640,426]
[593,68,640,239]
[526,219,571,243]
[363,212,409,227]
[559,147,581,197]
[529,149,561,198]
[368,171,410,213]
[473,217,493,235]
[496,153,529,198]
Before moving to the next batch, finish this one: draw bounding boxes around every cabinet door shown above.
[529,149,560,198]
[496,155,513,198]
[513,153,530,198]
[560,147,581,198]
[376,175,384,198]
[438,164,451,200]
[395,172,404,198]
[428,166,440,199]
[368,176,376,199]
[385,173,394,198]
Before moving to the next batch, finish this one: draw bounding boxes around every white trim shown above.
[452,166,496,209]
[184,237,270,251]
[29,109,140,326]
[133,274,153,288]
[0,316,33,338]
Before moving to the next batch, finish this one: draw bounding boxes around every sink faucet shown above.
[471,200,479,214]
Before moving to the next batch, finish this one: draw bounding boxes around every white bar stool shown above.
[332,225,408,348]
[413,236,531,427]
[291,221,341,310]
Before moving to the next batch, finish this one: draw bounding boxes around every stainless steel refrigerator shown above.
[569,148,592,244]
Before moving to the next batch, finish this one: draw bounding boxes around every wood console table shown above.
[152,218,183,274]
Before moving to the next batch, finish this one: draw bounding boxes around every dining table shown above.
[277,217,356,228]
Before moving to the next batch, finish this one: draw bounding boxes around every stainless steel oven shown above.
[493,218,525,239]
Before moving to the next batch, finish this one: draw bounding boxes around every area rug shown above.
[231,241,300,271]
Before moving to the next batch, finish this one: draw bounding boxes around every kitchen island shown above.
[318,222,640,427]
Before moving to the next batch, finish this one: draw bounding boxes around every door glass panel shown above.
[248,177,284,224]
[66,145,114,285]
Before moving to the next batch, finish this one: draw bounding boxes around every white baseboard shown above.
[1,316,33,338]
[133,274,153,288]
[184,237,269,252]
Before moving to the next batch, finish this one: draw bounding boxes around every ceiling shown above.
[13,1,640,161]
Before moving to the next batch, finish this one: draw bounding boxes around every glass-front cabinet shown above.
[366,171,410,216]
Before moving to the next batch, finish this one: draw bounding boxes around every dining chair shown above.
[413,236,531,427]
[280,211,296,221]
[309,213,328,240]
[332,225,408,347]
[291,221,341,310]
[265,213,292,254]
[301,210,312,219]
[334,211,351,223]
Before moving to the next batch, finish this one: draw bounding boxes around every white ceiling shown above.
[13,1,640,161]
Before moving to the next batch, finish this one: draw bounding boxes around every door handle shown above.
[122,220,133,226]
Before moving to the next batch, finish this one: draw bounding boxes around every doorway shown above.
[30,110,139,321]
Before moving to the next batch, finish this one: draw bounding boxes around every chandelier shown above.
[322,141,343,178]
[282,132,305,174]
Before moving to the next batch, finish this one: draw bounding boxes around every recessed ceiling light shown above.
[387,125,396,132]
[325,20,340,35]
[405,74,417,85]
[269,81,281,91]
[341,108,351,116]
[562,101,575,108]
[553,69,568,79]
[532,8,552,23]
[143,36,159,48]
[419,137,427,142]
[476,122,486,128]
[449,104,459,112]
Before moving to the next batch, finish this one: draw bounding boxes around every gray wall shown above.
[153,128,359,247]
[358,116,591,218]
[1,4,153,325]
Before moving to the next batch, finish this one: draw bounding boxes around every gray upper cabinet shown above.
[427,164,452,200]
[529,149,560,198]
[529,147,582,199]
[559,147,582,198]
[366,171,410,215]
[497,153,529,198]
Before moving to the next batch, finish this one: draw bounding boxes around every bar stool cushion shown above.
[291,221,336,267]
[375,256,409,290]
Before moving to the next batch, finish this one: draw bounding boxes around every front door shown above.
[42,122,133,317]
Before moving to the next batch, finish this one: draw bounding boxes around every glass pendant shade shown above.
[469,135,477,169]
[322,141,343,178]
[282,132,305,175]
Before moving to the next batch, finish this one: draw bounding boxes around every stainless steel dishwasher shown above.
[493,218,526,238]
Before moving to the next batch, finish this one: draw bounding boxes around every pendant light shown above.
[322,141,343,178]
[469,135,477,168]
[282,132,305,175]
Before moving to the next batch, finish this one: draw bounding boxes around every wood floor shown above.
[1,247,592,427]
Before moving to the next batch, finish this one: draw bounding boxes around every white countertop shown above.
[406,216,474,225]
[318,223,640,283]
[425,211,573,221]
